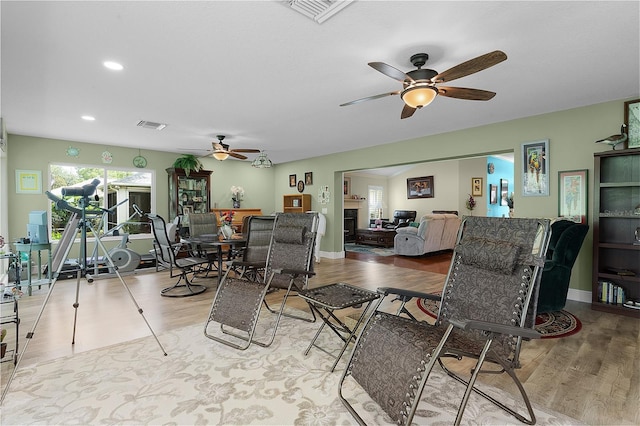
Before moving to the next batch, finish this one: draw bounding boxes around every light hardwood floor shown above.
[1,252,638,425]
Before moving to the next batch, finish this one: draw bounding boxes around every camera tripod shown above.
[1,180,167,404]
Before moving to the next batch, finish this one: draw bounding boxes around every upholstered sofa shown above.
[394,213,461,256]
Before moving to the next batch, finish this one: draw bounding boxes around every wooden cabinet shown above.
[283,194,311,213]
[167,168,212,222]
[592,149,640,317]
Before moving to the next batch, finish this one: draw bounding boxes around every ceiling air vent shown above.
[137,120,167,131]
[284,0,354,24]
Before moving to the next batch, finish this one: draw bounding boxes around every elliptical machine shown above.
[86,199,145,281]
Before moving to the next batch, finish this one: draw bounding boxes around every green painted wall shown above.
[5,98,632,293]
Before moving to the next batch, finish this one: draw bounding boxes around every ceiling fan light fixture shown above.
[401,85,438,109]
[213,152,229,161]
[251,151,272,168]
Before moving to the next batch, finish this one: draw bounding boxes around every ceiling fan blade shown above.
[340,91,400,107]
[437,86,496,101]
[401,104,416,119]
[433,50,507,83]
[228,152,247,160]
[231,148,260,153]
[369,62,414,83]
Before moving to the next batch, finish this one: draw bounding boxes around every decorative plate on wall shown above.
[487,162,495,174]
[297,180,305,193]
[66,146,80,157]
[133,155,147,168]
[102,150,113,164]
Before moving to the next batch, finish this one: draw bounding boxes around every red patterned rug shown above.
[416,295,582,339]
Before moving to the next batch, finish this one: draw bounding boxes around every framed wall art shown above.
[521,139,549,196]
[471,177,483,196]
[500,179,509,205]
[625,98,640,148]
[407,176,434,199]
[343,177,351,196]
[305,172,313,185]
[490,184,498,204]
[16,169,42,194]
[558,169,588,224]
[289,174,296,187]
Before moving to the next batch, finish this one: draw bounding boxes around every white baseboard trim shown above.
[316,250,344,262]
[567,288,591,304]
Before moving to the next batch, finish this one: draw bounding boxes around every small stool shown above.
[298,282,380,371]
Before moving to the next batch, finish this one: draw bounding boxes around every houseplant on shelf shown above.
[172,154,203,177]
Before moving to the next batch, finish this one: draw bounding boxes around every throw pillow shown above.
[458,237,520,274]
[409,221,420,228]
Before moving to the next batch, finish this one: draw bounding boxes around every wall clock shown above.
[133,155,147,168]
[487,162,495,174]
[297,180,305,193]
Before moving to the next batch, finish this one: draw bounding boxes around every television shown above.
[27,210,48,243]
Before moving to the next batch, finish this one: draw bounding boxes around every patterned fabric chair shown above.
[338,216,551,425]
[148,213,209,297]
[204,212,318,349]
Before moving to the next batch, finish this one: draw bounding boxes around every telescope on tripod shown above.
[1,178,167,404]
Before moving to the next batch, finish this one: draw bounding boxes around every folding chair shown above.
[204,212,317,349]
[338,216,551,425]
[232,215,275,281]
[186,212,226,277]
[148,213,209,297]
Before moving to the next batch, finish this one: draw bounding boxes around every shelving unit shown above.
[166,168,212,222]
[283,194,311,213]
[592,149,640,317]
[1,296,19,365]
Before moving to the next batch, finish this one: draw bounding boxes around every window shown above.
[368,185,384,219]
[49,164,154,240]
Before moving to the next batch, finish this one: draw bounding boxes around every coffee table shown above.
[298,283,380,371]
[355,228,396,248]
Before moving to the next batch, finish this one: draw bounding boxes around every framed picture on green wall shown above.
[625,99,639,148]
[521,139,549,196]
[558,169,588,224]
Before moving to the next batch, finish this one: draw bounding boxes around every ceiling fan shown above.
[210,135,260,161]
[340,50,507,119]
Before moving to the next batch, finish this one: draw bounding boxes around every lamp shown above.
[251,151,272,168]
[401,85,438,109]
[213,152,229,161]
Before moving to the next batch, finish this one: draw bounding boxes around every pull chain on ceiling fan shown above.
[340,50,507,119]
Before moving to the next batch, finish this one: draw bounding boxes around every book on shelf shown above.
[598,280,626,305]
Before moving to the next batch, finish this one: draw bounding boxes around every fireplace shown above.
[344,209,358,243]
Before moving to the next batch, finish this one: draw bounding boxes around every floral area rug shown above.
[344,243,396,256]
[417,294,582,339]
[1,311,582,425]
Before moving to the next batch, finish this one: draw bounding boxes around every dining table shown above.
[184,233,246,284]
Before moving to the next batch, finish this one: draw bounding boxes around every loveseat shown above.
[394,212,461,256]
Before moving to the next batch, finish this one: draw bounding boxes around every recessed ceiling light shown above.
[103,61,124,71]
[82,115,96,121]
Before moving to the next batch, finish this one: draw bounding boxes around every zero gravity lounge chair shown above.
[339,216,552,425]
[204,212,318,349]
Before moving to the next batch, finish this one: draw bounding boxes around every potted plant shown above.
[172,154,203,177]
[1,328,7,359]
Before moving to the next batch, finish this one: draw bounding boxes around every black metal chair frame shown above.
[148,213,209,297]
[338,216,552,426]
[204,213,318,349]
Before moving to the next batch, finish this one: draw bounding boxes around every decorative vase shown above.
[233,200,241,208]
[221,224,234,240]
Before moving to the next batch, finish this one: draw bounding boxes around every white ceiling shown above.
[2,1,638,165]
